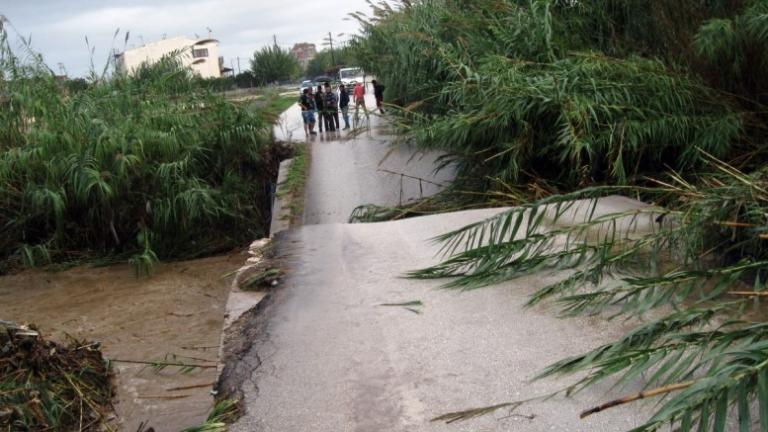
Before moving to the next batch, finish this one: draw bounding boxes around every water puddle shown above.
[0,253,242,431]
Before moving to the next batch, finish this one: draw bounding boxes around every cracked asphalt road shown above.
[232,102,656,431]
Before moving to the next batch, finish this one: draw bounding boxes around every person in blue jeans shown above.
[338,84,350,130]
[299,88,317,135]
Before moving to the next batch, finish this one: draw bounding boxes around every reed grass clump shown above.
[350,0,749,191]
[353,0,768,429]
[0,28,287,274]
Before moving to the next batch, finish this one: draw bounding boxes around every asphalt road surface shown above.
[234,101,658,431]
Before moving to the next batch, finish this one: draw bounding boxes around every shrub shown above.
[0,30,285,272]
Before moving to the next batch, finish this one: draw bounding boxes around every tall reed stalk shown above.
[353,0,768,429]
[0,26,286,274]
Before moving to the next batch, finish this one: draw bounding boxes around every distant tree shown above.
[64,78,89,93]
[305,47,356,78]
[250,45,300,85]
[305,51,333,78]
[234,71,256,88]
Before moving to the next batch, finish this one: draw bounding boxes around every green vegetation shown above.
[263,94,299,118]
[304,46,356,77]
[241,267,283,290]
[278,144,309,223]
[352,0,768,430]
[199,72,258,92]
[350,0,749,193]
[0,29,287,274]
[250,44,300,85]
[181,399,240,432]
[0,322,113,431]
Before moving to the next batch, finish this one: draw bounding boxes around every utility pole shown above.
[273,34,277,47]
[237,57,241,74]
[328,32,336,67]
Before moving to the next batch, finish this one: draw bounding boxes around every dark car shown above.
[313,75,335,85]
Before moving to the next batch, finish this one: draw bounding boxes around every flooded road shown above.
[0,253,242,431]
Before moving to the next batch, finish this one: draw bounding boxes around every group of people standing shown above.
[299,80,385,136]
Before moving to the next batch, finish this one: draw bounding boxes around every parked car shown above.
[299,80,313,94]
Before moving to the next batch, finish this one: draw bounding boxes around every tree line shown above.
[206,43,356,90]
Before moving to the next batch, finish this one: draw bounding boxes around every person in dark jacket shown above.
[339,84,350,130]
[323,83,339,132]
[314,85,325,133]
[299,88,317,135]
[372,79,385,114]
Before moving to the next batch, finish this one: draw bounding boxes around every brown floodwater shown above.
[0,252,242,431]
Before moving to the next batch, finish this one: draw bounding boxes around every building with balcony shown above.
[114,36,224,78]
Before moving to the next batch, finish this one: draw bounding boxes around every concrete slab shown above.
[230,207,660,432]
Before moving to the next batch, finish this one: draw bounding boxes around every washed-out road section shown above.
[232,96,656,431]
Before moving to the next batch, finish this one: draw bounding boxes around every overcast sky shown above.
[1,0,370,77]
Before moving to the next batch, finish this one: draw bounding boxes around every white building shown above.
[114,36,224,78]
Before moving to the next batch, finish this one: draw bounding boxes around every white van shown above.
[339,67,365,87]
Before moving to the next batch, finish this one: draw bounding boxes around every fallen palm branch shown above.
[580,381,696,419]
[420,159,768,430]
[431,401,523,424]
[110,358,217,372]
[729,291,768,297]
[379,300,424,314]
[165,382,216,392]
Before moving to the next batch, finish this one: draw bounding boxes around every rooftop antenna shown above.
[206,27,213,38]
[194,33,200,39]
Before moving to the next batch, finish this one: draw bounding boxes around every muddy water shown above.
[0,253,242,431]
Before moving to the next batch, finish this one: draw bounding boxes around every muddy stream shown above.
[0,252,242,431]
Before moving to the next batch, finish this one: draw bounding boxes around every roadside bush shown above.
[0,32,285,273]
[250,45,300,86]
[354,0,768,429]
[350,0,745,191]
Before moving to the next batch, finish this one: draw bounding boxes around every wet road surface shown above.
[235,100,658,431]
[274,95,453,224]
